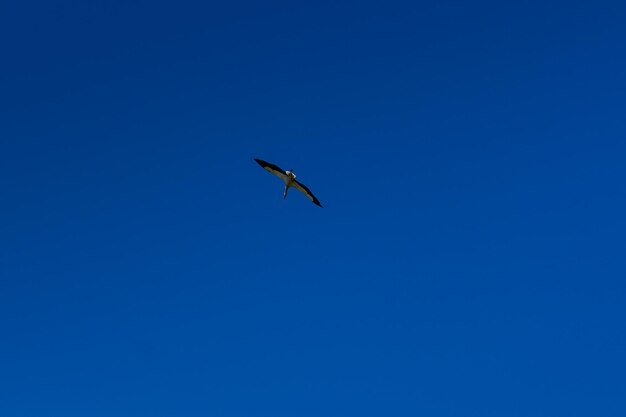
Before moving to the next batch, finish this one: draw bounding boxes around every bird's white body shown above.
[282,171,296,198]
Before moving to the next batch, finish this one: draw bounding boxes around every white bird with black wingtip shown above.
[254,158,323,207]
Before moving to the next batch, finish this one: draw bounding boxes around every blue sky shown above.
[1,1,625,416]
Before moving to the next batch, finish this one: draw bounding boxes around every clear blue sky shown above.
[1,1,625,416]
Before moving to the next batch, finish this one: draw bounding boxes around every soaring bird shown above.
[254,158,323,207]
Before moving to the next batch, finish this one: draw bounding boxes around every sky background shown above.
[1,1,625,416]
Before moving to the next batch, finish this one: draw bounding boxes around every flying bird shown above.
[254,158,323,207]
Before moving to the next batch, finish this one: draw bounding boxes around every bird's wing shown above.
[293,179,323,207]
[254,158,288,181]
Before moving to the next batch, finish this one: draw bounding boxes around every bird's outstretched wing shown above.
[254,158,288,181]
[293,179,323,207]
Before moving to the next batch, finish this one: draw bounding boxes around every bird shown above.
[254,158,323,207]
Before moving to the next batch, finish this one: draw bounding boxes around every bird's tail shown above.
[283,185,289,200]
